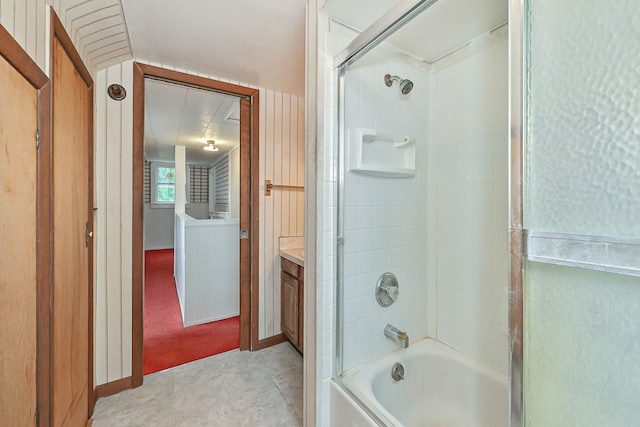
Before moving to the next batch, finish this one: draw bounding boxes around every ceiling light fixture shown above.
[203,140,219,152]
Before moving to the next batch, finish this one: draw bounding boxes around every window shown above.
[151,163,189,207]
[155,165,176,203]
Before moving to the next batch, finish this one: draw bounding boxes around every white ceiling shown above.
[322,0,402,32]
[121,0,306,96]
[386,0,507,62]
[323,0,507,63]
[134,0,506,167]
[119,0,305,166]
[144,79,240,165]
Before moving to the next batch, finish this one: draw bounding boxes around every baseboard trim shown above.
[95,376,133,398]
[253,333,287,350]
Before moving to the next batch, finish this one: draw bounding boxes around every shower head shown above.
[384,74,414,95]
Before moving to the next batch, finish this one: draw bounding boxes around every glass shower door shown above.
[521,0,640,425]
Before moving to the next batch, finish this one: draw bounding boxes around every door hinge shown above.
[35,129,40,149]
[85,222,93,247]
[35,404,39,425]
[240,229,249,239]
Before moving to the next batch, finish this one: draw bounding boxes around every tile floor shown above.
[92,342,303,427]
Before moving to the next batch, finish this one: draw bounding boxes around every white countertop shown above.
[280,247,304,267]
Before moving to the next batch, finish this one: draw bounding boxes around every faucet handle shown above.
[376,272,399,307]
[384,284,398,300]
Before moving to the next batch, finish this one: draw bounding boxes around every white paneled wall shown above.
[0,0,48,71]
[94,59,305,385]
[94,60,134,385]
[433,40,509,372]
[259,90,306,339]
[0,0,132,76]
[58,0,132,72]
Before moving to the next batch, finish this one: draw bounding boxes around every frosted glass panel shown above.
[526,0,640,238]
[524,262,640,426]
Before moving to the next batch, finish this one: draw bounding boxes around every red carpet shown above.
[144,249,239,375]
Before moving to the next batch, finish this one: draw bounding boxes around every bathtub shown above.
[337,338,508,427]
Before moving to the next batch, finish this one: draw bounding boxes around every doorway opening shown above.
[131,63,260,386]
[142,79,242,374]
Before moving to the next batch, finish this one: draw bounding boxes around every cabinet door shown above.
[281,272,299,347]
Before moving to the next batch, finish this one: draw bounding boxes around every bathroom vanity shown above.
[280,242,304,354]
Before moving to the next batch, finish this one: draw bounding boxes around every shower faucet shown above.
[384,324,409,349]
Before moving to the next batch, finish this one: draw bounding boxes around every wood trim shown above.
[50,9,96,419]
[131,63,260,386]
[0,22,52,427]
[50,12,92,86]
[249,93,261,351]
[37,81,53,427]
[239,97,252,350]
[131,63,145,388]
[253,334,287,351]
[134,63,258,97]
[86,72,96,420]
[0,25,48,87]
[95,377,133,398]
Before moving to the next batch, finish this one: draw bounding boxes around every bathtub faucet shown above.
[384,324,409,349]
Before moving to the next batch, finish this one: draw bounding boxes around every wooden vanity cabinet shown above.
[281,257,304,354]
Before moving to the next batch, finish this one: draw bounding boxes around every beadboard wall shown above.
[0,0,48,71]
[94,59,305,385]
[0,0,132,75]
[95,60,134,384]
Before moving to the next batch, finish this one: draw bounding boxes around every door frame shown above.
[131,63,262,386]
[0,22,51,426]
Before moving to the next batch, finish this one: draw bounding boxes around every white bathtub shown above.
[339,339,508,427]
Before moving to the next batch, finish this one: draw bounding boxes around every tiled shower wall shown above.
[324,30,509,390]
[433,40,509,372]
[341,46,433,371]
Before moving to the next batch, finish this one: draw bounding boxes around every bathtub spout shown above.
[384,324,409,349]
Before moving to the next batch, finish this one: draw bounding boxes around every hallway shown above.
[92,342,303,426]
[144,249,239,374]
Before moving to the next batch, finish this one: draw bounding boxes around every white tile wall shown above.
[319,15,509,427]
[433,39,509,372]
[340,44,432,372]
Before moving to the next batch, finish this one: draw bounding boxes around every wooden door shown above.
[51,29,93,426]
[0,47,40,427]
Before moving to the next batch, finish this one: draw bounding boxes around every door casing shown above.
[131,63,278,387]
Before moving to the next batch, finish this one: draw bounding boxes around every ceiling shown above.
[129,0,505,167]
[386,0,507,62]
[322,0,402,32]
[117,0,305,166]
[323,0,507,64]
[144,79,240,165]
[120,0,306,96]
